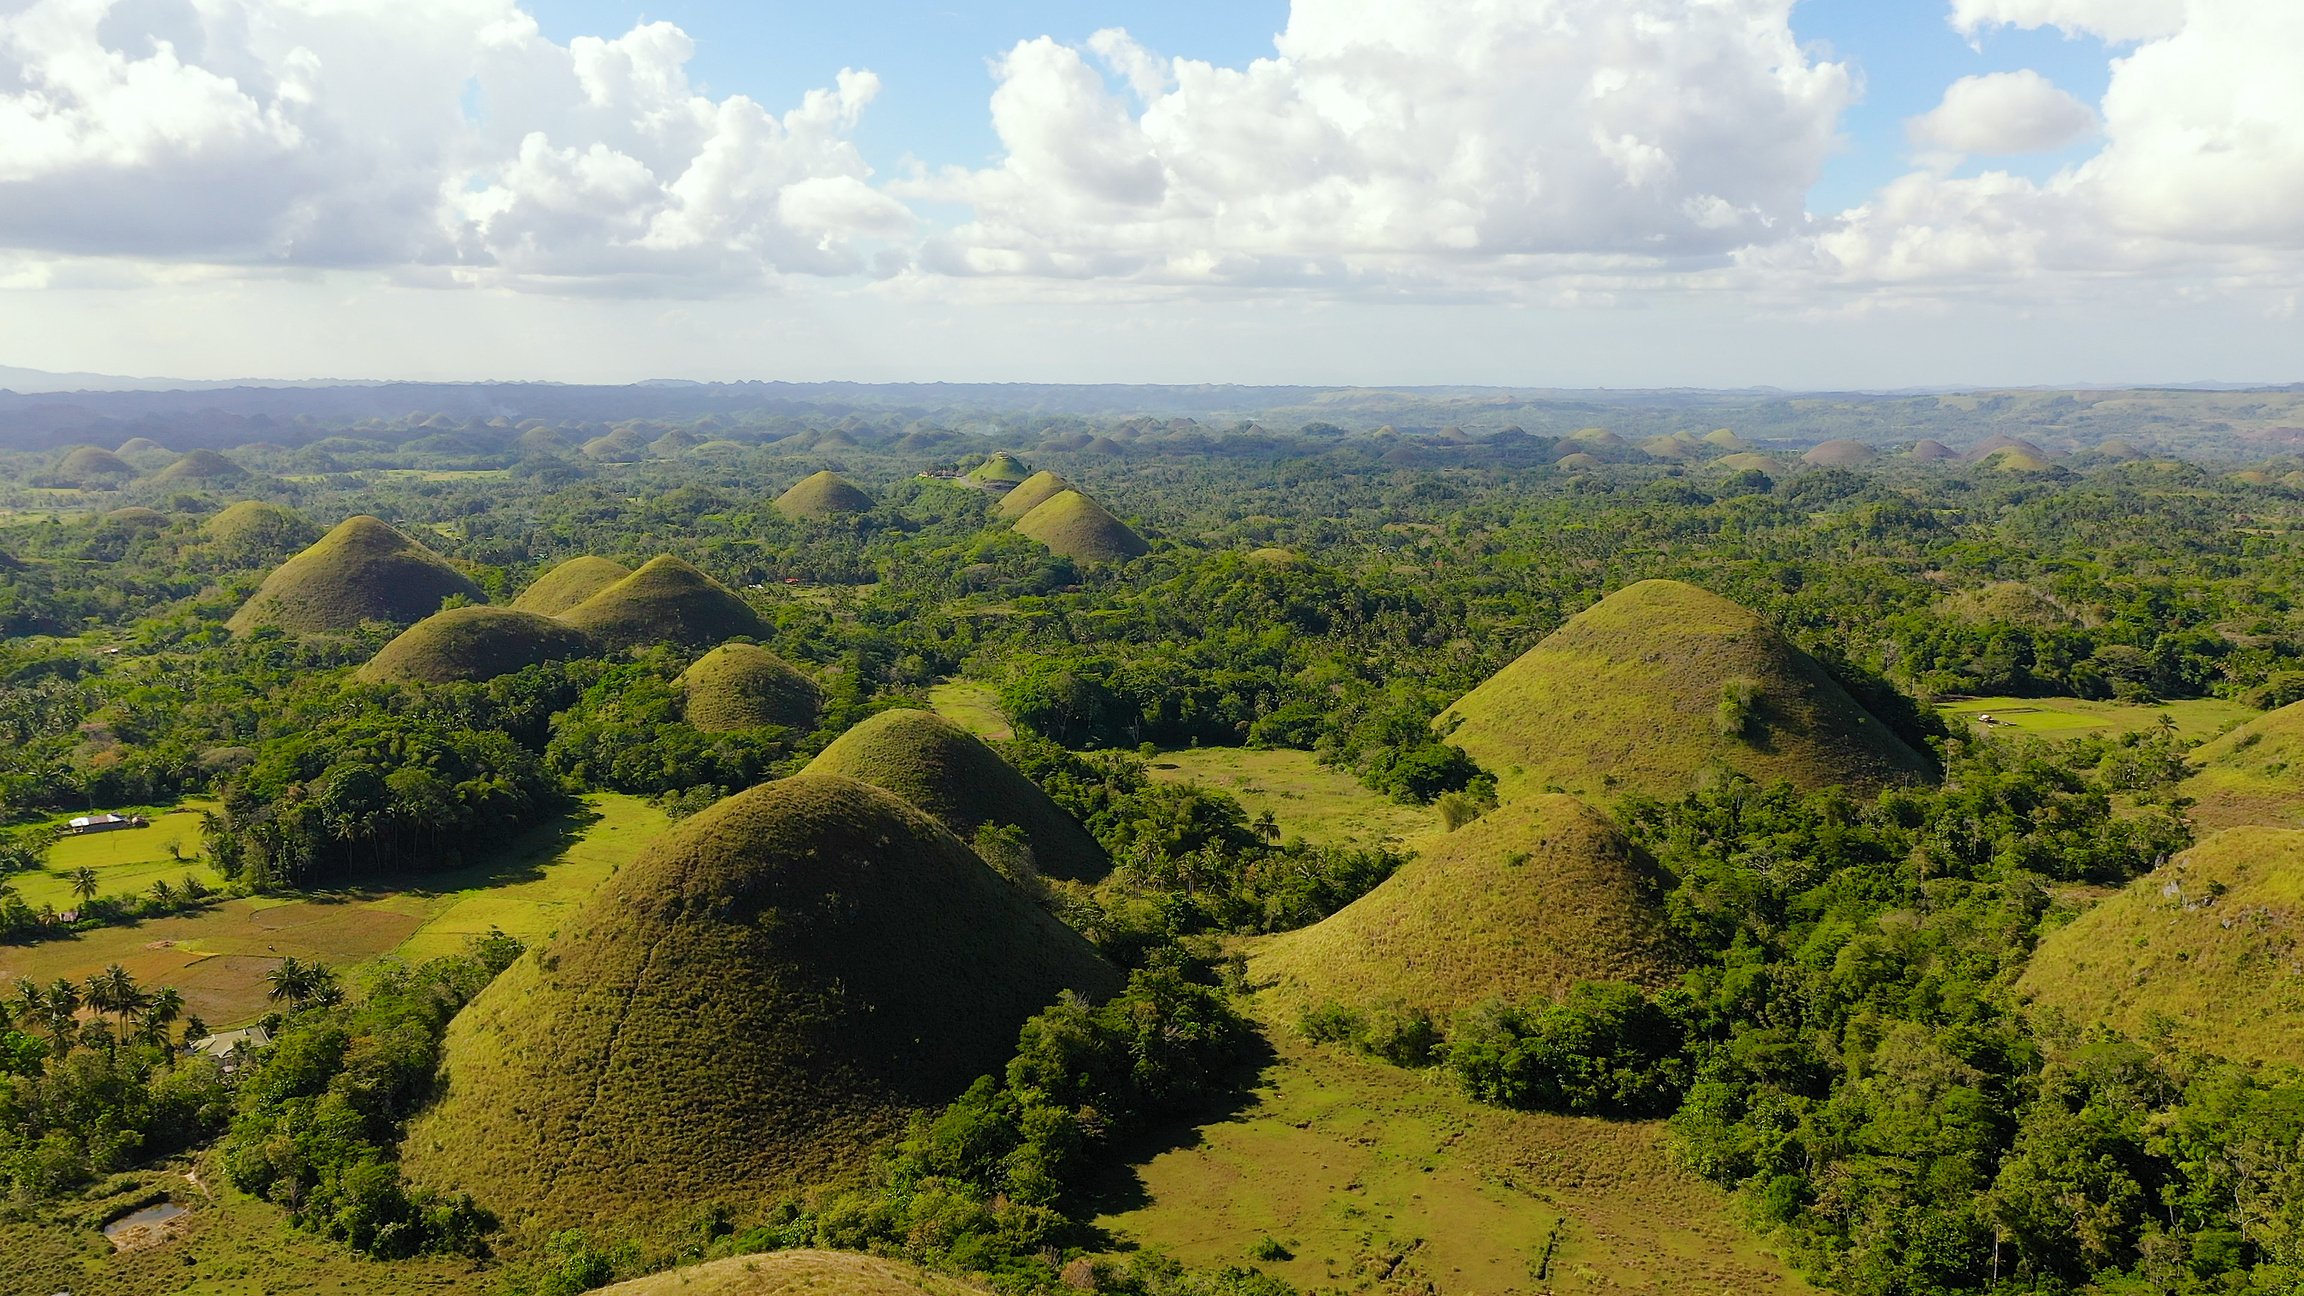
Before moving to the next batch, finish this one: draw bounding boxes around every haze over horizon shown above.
[2,0,2298,388]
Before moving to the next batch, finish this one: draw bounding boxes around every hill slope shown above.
[599,1252,987,1296]
[774,470,873,520]
[202,500,319,560]
[2021,827,2304,1069]
[149,447,248,485]
[1801,439,1878,467]
[402,774,1117,1233]
[1256,794,1681,1017]
[2182,701,2304,830]
[994,469,1072,519]
[1013,490,1149,564]
[54,445,135,484]
[227,515,484,634]
[360,606,600,684]
[559,555,769,650]
[511,556,632,615]
[966,452,1029,484]
[804,709,1110,882]
[1437,579,1935,801]
[680,643,821,732]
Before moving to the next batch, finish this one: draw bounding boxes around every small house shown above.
[65,812,146,834]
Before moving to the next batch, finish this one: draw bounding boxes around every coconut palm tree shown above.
[1253,810,1281,846]
[85,964,143,1041]
[69,866,99,906]
[148,878,174,906]
[139,986,184,1051]
[38,978,79,1055]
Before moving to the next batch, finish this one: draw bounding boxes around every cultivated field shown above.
[11,804,224,909]
[1937,694,2255,740]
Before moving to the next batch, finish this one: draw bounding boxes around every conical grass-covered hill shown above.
[226,515,485,634]
[2181,700,2304,831]
[803,709,1111,882]
[1437,579,1936,801]
[510,555,632,616]
[1801,439,1878,467]
[202,500,320,562]
[994,469,1071,519]
[53,444,136,485]
[401,774,1118,1233]
[680,642,821,732]
[149,447,249,486]
[1013,490,1149,564]
[2019,828,2304,1069]
[966,452,1030,485]
[114,436,176,468]
[558,555,769,651]
[774,470,873,520]
[360,606,600,685]
[1256,794,1682,1018]
[599,1251,987,1296]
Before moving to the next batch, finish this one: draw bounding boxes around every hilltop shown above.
[53,445,136,485]
[2182,700,2304,830]
[2021,827,2304,1069]
[511,556,632,615]
[149,447,249,486]
[804,709,1110,882]
[360,606,600,685]
[559,555,770,650]
[680,643,821,732]
[1255,794,1681,1017]
[966,452,1030,484]
[598,1251,986,1296]
[994,469,1071,519]
[202,500,320,562]
[774,470,873,520]
[1013,490,1149,564]
[1437,579,1936,801]
[1801,439,1878,467]
[226,515,484,634]
[401,774,1117,1233]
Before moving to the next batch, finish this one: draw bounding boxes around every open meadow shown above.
[1140,748,1439,851]
[1935,694,2255,741]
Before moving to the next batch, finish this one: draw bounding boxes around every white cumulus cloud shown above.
[902,0,1853,289]
[0,0,909,288]
[1949,0,2187,42]
[1908,70,2096,158]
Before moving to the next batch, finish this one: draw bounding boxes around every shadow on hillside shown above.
[1079,1021,1281,1237]
[354,801,605,898]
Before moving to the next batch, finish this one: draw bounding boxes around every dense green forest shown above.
[7,403,2304,1296]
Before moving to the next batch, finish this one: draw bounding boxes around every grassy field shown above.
[927,681,1012,740]
[1096,1003,1814,1295]
[9,804,225,909]
[1937,694,2256,740]
[1140,748,1437,850]
[0,794,669,1025]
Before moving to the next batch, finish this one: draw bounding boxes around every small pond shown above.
[102,1199,185,1245]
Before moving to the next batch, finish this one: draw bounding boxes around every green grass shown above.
[227,515,484,634]
[600,1251,988,1296]
[681,644,821,732]
[402,775,1118,1239]
[56,445,136,484]
[2021,826,2304,1069]
[773,470,874,520]
[149,449,249,487]
[11,805,224,909]
[360,606,601,684]
[1439,579,1937,802]
[559,554,770,650]
[511,555,632,615]
[1254,794,1682,1020]
[994,470,1070,519]
[926,681,1012,740]
[200,500,319,564]
[2180,699,2304,830]
[1097,998,1816,1296]
[965,453,1030,484]
[0,795,667,1027]
[1938,694,2255,741]
[1012,490,1148,564]
[1139,747,1434,850]
[806,709,1109,881]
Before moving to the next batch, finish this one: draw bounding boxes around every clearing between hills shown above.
[1936,695,2254,741]
[0,794,669,1025]
[1140,748,1438,851]
[1095,1001,1814,1296]
[10,803,224,909]
[927,680,1013,740]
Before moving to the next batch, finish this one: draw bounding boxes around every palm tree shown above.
[85,964,142,1041]
[1253,810,1281,846]
[139,986,184,1051]
[38,978,80,1055]
[69,866,99,906]
[264,957,311,1007]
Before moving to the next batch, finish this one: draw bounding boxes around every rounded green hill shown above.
[803,709,1110,882]
[1437,579,1936,801]
[202,500,320,562]
[101,506,167,527]
[994,469,1071,519]
[401,774,1117,1232]
[1713,452,1779,473]
[966,452,1030,484]
[1909,439,1958,461]
[360,606,600,685]
[1801,439,1877,467]
[598,1251,986,1296]
[227,515,484,634]
[54,445,136,485]
[680,643,821,732]
[559,555,770,651]
[1982,447,2054,472]
[150,447,249,486]
[511,556,632,615]
[1555,452,1601,470]
[113,436,176,467]
[1257,794,1682,1017]
[774,470,874,520]
[2020,827,2304,1069]
[1013,490,1149,564]
[2182,700,2304,831]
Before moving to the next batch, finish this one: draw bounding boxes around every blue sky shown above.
[0,0,2296,387]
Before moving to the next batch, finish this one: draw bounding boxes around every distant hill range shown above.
[1,365,2301,458]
